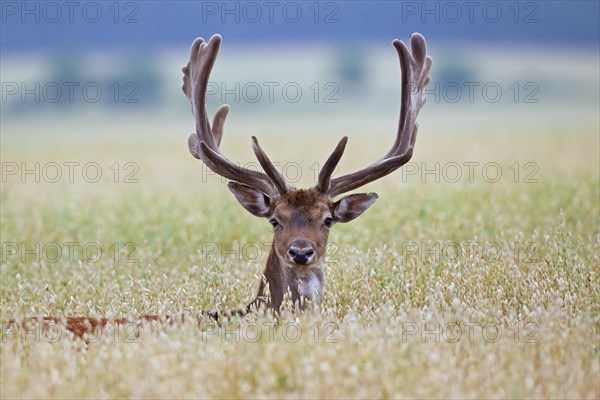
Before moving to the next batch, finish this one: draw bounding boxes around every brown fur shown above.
[3,315,183,343]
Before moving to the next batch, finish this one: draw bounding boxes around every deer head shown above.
[182,34,432,313]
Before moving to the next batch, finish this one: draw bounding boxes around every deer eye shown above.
[269,218,279,228]
[324,217,333,227]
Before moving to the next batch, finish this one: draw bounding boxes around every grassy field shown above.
[1,44,599,398]
[1,118,598,398]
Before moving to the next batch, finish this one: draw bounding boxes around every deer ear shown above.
[333,193,378,223]
[227,182,271,218]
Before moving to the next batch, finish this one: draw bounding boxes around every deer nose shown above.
[288,241,315,265]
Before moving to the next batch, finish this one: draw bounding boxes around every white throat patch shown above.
[295,264,324,302]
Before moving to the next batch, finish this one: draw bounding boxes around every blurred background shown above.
[1,0,598,200]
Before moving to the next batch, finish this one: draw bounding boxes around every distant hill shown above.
[1,1,598,52]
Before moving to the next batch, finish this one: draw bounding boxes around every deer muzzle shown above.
[287,240,315,265]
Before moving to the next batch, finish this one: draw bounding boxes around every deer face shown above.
[269,190,332,267]
[227,183,378,269]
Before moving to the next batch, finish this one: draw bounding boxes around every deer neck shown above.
[257,242,324,311]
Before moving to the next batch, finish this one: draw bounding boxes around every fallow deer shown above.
[182,33,432,314]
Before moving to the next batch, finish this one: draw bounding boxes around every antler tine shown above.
[389,33,432,157]
[325,33,432,198]
[182,36,218,150]
[182,34,284,197]
[251,136,290,195]
[316,136,348,193]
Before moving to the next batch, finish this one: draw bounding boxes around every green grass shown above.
[1,112,598,398]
